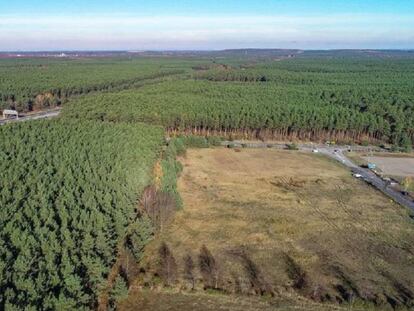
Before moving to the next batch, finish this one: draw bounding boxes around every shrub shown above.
[206,136,222,146]
[181,136,209,148]
[108,275,129,310]
[286,143,299,150]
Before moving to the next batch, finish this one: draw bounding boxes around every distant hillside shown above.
[300,49,414,59]
[1,49,414,60]
[134,49,301,59]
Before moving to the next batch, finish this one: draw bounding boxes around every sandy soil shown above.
[363,156,414,177]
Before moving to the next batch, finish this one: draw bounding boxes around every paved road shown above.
[222,141,414,212]
[317,146,414,212]
[0,109,61,125]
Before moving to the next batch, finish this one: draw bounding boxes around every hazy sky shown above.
[1,0,413,51]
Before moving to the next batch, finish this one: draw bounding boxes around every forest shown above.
[64,58,414,149]
[0,57,199,112]
[1,53,414,310]
[0,120,164,310]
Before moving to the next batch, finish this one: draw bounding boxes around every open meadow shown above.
[134,148,414,310]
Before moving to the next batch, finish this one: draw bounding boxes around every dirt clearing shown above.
[363,156,414,177]
[128,148,414,310]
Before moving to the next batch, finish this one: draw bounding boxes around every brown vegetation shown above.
[134,148,414,310]
[182,254,195,290]
[228,248,273,296]
[141,186,177,230]
[157,242,178,286]
[198,245,220,290]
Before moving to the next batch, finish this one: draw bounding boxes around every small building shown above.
[2,109,19,119]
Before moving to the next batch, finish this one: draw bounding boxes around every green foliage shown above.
[286,143,299,150]
[0,119,163,310]
[179,135,222,147]
[126,217,155,262]
[0,57,194,112]
[206,136,223,146]
[110,276,129,302]
[166,138,187,157]
[63,58,414,146]
[399,133,413,152]
[166,136,222,154]
[2,55,414,310]
[161,142,184,209]
[180,136,210,148]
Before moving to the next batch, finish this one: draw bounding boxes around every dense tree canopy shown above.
[64,58,414,146]
[0,120,163,310]
[0,58,197,112]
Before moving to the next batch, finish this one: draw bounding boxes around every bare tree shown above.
[183,254,195,290]
[158,242,177,286]
[228,248,273,296]
[198,245,219,289]
[140,186,176,231]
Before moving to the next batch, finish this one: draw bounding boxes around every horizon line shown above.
[1,48,414,53]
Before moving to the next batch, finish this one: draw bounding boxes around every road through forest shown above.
[0,108,61,125]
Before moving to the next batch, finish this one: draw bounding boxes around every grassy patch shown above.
[137,148,414,310]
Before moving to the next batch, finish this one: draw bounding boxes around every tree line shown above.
[63,70,414,149]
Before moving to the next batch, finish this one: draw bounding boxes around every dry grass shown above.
[119,288,353,311]
[345,152,369,167]
[127,149,414,310]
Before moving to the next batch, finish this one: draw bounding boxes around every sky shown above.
[0,0,413,51]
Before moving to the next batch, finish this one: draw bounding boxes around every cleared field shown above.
[131,149,414,310]
[363,156,414,177]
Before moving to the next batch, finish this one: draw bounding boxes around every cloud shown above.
[2,13,413,28]
[0,13,413,50]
